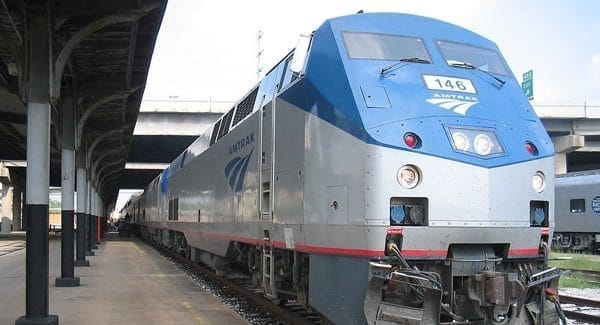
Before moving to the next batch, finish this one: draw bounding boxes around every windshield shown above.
[436,40,509,76]
[342,32,430,61]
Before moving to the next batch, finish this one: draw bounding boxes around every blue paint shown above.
[278,12,553,168]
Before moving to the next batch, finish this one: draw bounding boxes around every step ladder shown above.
[262,245,278,299]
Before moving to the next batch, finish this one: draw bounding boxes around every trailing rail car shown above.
[553,171,600,253]
[128,12,564,324]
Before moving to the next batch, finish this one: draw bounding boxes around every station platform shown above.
[0,233,249,325]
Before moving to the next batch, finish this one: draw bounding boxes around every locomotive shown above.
[553,170,600,253]
[127,12,564,324]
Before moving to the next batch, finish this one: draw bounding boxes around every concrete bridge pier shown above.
[553,135,585,174]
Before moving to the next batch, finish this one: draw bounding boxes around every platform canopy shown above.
[0,0,168,209]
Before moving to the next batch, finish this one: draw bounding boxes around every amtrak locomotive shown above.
[127,12,564,324]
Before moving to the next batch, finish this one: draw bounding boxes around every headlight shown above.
[397,165,420,189]
[452,132,469,151]
[447,126,504,157]
[474,134,493,155]
[532,171,546,193]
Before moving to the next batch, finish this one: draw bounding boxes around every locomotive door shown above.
[258,77,278,299]
[259,60,289,223]
[260,103,273,222]
[258,61,290,299]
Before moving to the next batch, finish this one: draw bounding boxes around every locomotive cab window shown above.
[342,32,431,62]
[570,198,585,213]
[436,40,509,76]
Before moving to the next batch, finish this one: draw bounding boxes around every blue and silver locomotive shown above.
[128,12,563,324]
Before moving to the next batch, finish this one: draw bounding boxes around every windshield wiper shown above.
[380,57,431,76]
[448,60,506,88]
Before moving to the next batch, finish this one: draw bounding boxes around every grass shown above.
[549,252,600,289]
[558,274,600,289]
[549,252,600,271]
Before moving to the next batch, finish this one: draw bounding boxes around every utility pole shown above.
[256,30,263,81]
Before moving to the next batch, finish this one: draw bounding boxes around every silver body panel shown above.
[555,172,600,233]
[138,98,553,259]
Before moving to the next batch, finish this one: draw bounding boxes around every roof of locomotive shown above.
[325,12,499,54]
[293,12,553,168]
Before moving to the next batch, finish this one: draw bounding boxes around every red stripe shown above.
[146,224,539,259]
[387,226,404,235]
[295,243,383,257]
[508,248,539,256]
[151,225,384,257]
[271,240,287,249]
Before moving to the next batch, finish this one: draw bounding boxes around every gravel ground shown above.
[561,287,600,300]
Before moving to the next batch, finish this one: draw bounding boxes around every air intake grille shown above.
[232,87,258,126]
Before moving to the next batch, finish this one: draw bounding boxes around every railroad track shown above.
[559,268,600,277]
[147,239,319,324]
[147,241,600,324]
[560,294,600,324]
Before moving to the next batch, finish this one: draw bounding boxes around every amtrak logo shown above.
[224,148,254,193]
[160,166,170,195]
[229,133,255,155]
[426,93,479,115]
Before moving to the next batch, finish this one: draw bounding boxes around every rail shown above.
[560,294,600,324]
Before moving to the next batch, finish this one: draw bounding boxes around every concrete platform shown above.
[0,233,249,324]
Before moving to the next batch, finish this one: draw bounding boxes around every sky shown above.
[143,0,600,106]
[117,0,600,213]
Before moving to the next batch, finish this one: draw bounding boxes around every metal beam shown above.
[85,125,132,170]
[53,1,160,29]
[90,147,126,183]
[75,89,140,149]
[0,0,23,45]
[0,122,26,156]
[98,168,120,192]
[121,20,139,125]
[51,1,159,102]
[96,159,122,183]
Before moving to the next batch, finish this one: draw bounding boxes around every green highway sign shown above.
[521,70,533,99]
[522,79,533,98]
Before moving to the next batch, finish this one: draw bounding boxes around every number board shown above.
[423,75,476,94]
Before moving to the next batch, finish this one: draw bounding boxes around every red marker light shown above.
[404,133,418,148]
[525,142,537,154]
